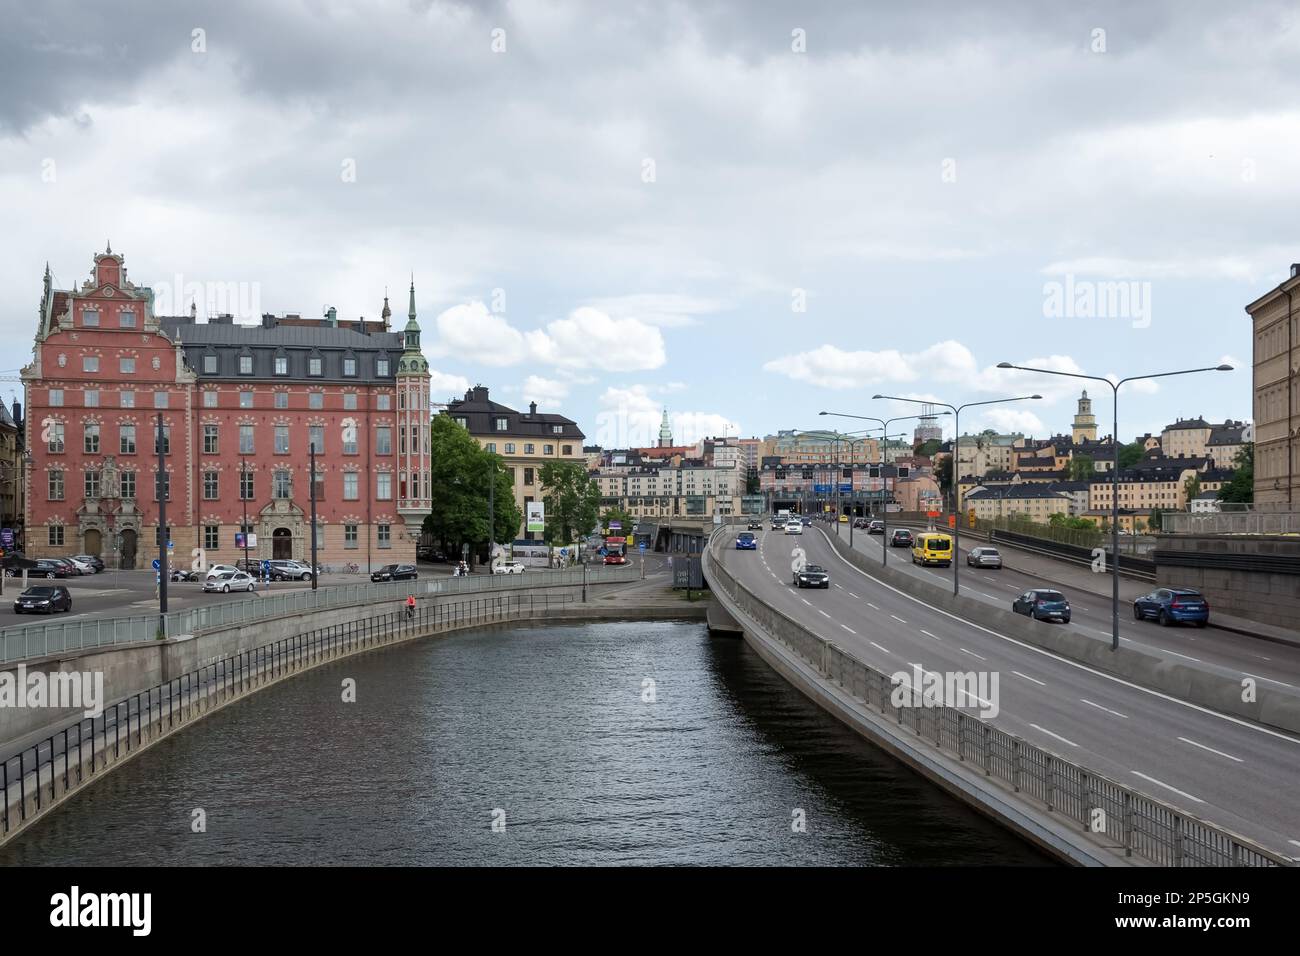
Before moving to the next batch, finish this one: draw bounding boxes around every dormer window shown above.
[377,358,390,377]
[495,418,508,431]
[308,355,322,376]
[203,354,217,374]
[274,354,288,376]
[342,356,357,377]
[239,354,253,375]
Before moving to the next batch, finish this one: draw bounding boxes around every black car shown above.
[30,560,69,579]
[793,564,831,589]
[371,564,418,582]
[747,521,763,531]
[889,529,914,548]
[13,585,72,614]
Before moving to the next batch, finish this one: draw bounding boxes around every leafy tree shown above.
[424,416,522,557]
[1148,507,1165,533]
[1118,441,1146,470]
[935,455,953,492]
[1183,474,1201,510]
[1217,443,1254,504]
[601,504,635,532]
[539,460,601,544]
[916,439,942,459]
[1068,455,1094,481]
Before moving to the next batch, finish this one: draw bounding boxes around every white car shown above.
[203,570,256,593]
[204,564,240,580]
[66,556,96,575]
[784,520,803,535]
[493,561,526,574]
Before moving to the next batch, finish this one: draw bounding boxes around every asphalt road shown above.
[718,525,1300,857]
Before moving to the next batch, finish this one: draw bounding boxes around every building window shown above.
[343,358,357,377]
[121,390,137,409]
[48,469,64,499]
[119,424,136,454]
[203,424,219,454]
[155,472,170,501]
[312,470,325,500]
[552,425,563,434]
[454,417,467,429]
[120,310,136,329]
[119,357,135,374]
[84,470,100,498]
[344,524,358,548]
[309,392,323,410]
[204,526,219,551]
[47,422,65,453]
[273,470,291,499]
[240,391,253,409]
[343,393,357,411]
[48,388,64,407]
[239,355,253,375]
[377,524,391,548]
[154,426,171,455]
[154,391,168,409]
[274,425,290,454]
[377,359,390,377]
[82,309,99,327]
[377,473,392,499]
[544,444,554,455]
[343,429,358,455]
[399,426,406,455]
[486,442,496,454]
[84,389,99,408]
[239,425,255,454]
[505,442,515,454]
[377,394,391,411]
[275,392,288,409]
[275,356,288,375]
[239,471,254,500]
[562,445,572,456]
[204,471,219,499]
[84,423,100,453]
[524,467,534,486]
[309,425,324,454]
[524,444,535,455]
[376,427,392,455]
[399,392,406,411]
[309,357,322,376]
[120,472,136,499]
[203,355,217,374]
[82,356,99,373]
[343,473,359,499]
[48,525,65,546]
[495,417,508,431]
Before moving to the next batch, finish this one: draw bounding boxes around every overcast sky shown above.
[3,0,1295,447]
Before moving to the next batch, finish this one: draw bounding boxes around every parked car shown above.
[867,520,885,534]
[203,570,256,593]
[51,557,82,576]
[1133,588,1209,628]
[13,585,72,614]
[31,559,69,579]
[371,564,418,582]
[417,545,448,562]
[966,546,1003,569]
[784,520,803,535]
[71,554,105,573]
[889,528,914,548]
[1,554,40,577]
[1012,589,1071,624]
[735,531,758,551]
[170,567,200,582]
[267,559,313,581]
[205,564,240,580]
[793,564,830,589]
[493,561,526,574]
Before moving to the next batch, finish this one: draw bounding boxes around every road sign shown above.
[167,541,173,550]
[638,542,647,552]
[151,558,160,570]
[926,510,940,518]
[948,514,957,528]
[559,548,568,557]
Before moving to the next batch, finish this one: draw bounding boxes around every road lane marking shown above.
[1013,671,1045,686]
[800,598,811,606]
[890,615,907,624]
[869,641,892,654]
[1177,737,1244,763]
[1080,699,1129,719]
[1131,771,1205,804]
[920,629,941,641]
[1076,606,1090,612]
[1158,648,1202,663]
[1242,672,1298,689]
[1290,840,1300,849]
[840,624,856,634]
[1029,724,1079,748]
[959,647,987,661]
[848,592,860,599]
[817,609,831,619]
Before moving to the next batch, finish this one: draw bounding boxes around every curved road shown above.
[717,525,1300,858]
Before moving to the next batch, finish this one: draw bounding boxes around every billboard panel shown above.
[526,501,545,533]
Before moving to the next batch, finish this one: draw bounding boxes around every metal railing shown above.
[702,537,1291,867]
[0,565,638,665]
[1162,510,1300,535]
[0,588,578,845]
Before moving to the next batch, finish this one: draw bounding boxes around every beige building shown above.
[955,432,1024,479]
[594,461,751,519]
[770,429,880,465]
[1160,417,1214,459]
[965,485,1073,523]
[443,386,585,539]
[1088,468,1199,513]
[1206,421,1250,470]
[1247,266,1300,505]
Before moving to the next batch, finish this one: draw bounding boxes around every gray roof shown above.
[967,485,1071,500]
[0,404,14,429]
[444,386,584,440]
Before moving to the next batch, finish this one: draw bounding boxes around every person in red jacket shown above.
[405,594,416,620]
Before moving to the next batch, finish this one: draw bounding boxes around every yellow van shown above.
[912,532,953,567]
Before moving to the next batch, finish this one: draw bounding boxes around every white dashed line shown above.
[848,592,860,599]
[840,624,856,634]
[1131,771,1205,804]
[817,609,831,619]
[920,630,941,641]
[890,615,907,624]
[1029,724,1079,748]
[1080,698,1129,719]
[869,641,892,654]
[800,598,811,606]
[1177,736,1244,763]
[1013,671,1045,686]
[1159,648,1202,663]
[959,647,987,661]
[867,602,880,610]
[1290,840,1300,849]
[1242,673,1298,690]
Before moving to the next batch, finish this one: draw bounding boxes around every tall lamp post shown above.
[309,444,319,591]
[819,411,949,565]
[156,412,168,633]
[240,457,251,577]
[995,361,1232,650]
[870,395,1041,593]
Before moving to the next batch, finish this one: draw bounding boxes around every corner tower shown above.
[1072,390,1098,444]
[396,280,432,541]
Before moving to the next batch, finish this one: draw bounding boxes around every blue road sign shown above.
[638,542,647,551]
[151,558,161,570]
[560,548,568,557]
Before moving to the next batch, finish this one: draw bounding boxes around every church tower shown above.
[1072,389,1098,443]
[658,408,673,448]
[395,281,432,541]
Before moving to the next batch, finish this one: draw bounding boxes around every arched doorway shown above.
[84,528,102,557]
[120,529,137,570]
[272,527,293,560]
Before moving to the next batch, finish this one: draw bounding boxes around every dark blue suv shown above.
[1133,588,1209,628]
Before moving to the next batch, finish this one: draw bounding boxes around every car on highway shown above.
[838,514,848,523]
[203,570,256,593]
[31,559,70,579]
[267,559,314,581]
[1012,588,1071,624]
[802,516,813,526]
[603,552,627,565]
[911,532,953,567]
[889,528,914,548]
[13,585,72,615]
[784,520,803,535]
[735,531,758,550]
[1133,588,1209,628]
[493,560,527,574]
[852,518,869,529]
[867,520,884,534]
[966,546,1003,569]
[793,564,830,589]
[371,564,418,582]
[71,554,105,573]
[747,520,763,531]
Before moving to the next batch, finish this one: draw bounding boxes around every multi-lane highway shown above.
[716,524,1300,857]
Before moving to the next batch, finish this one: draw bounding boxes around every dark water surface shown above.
[1,621,1052,865]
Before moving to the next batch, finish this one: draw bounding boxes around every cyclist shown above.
[405,594,416,620]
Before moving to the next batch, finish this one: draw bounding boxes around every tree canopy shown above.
[1118,441,1146,471]
[539,460,601,544]
[423,415,523,555]
[1217,443,1254,503]
[1068,455,1094,481]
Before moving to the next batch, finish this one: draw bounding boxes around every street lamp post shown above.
[868,396,1040,593]
[156,412,168,634]
[820,412,950,566]
[995,361,1231,650]
[309,445,319,591]
[240,457,250,577]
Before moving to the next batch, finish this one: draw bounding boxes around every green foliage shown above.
[1068,455,1094,481]
[1217,443,1254,504]
[601,504,635,532]
[539,460,601,544]
[425,415,522,554]
[935,455,953,491]
[916,439,942,459]
[1049,513,1097,531]
[1183,474,1201,510]
[1118,442,1146,470]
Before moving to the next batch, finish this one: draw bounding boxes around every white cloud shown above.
[978,408,1046,436]
[592,385,738,447]
[430,302,530,366]
[520,375,569,408]
[763,340,977,390]
[584,293,727,328]
[428,370,472,399]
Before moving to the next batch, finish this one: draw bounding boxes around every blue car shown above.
[1133,588,1209,628]
[735,532,758,550]
[1012,588,1071,624]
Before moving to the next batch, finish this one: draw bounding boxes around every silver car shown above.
[203,570,256,593]
[966,546,1003,569]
